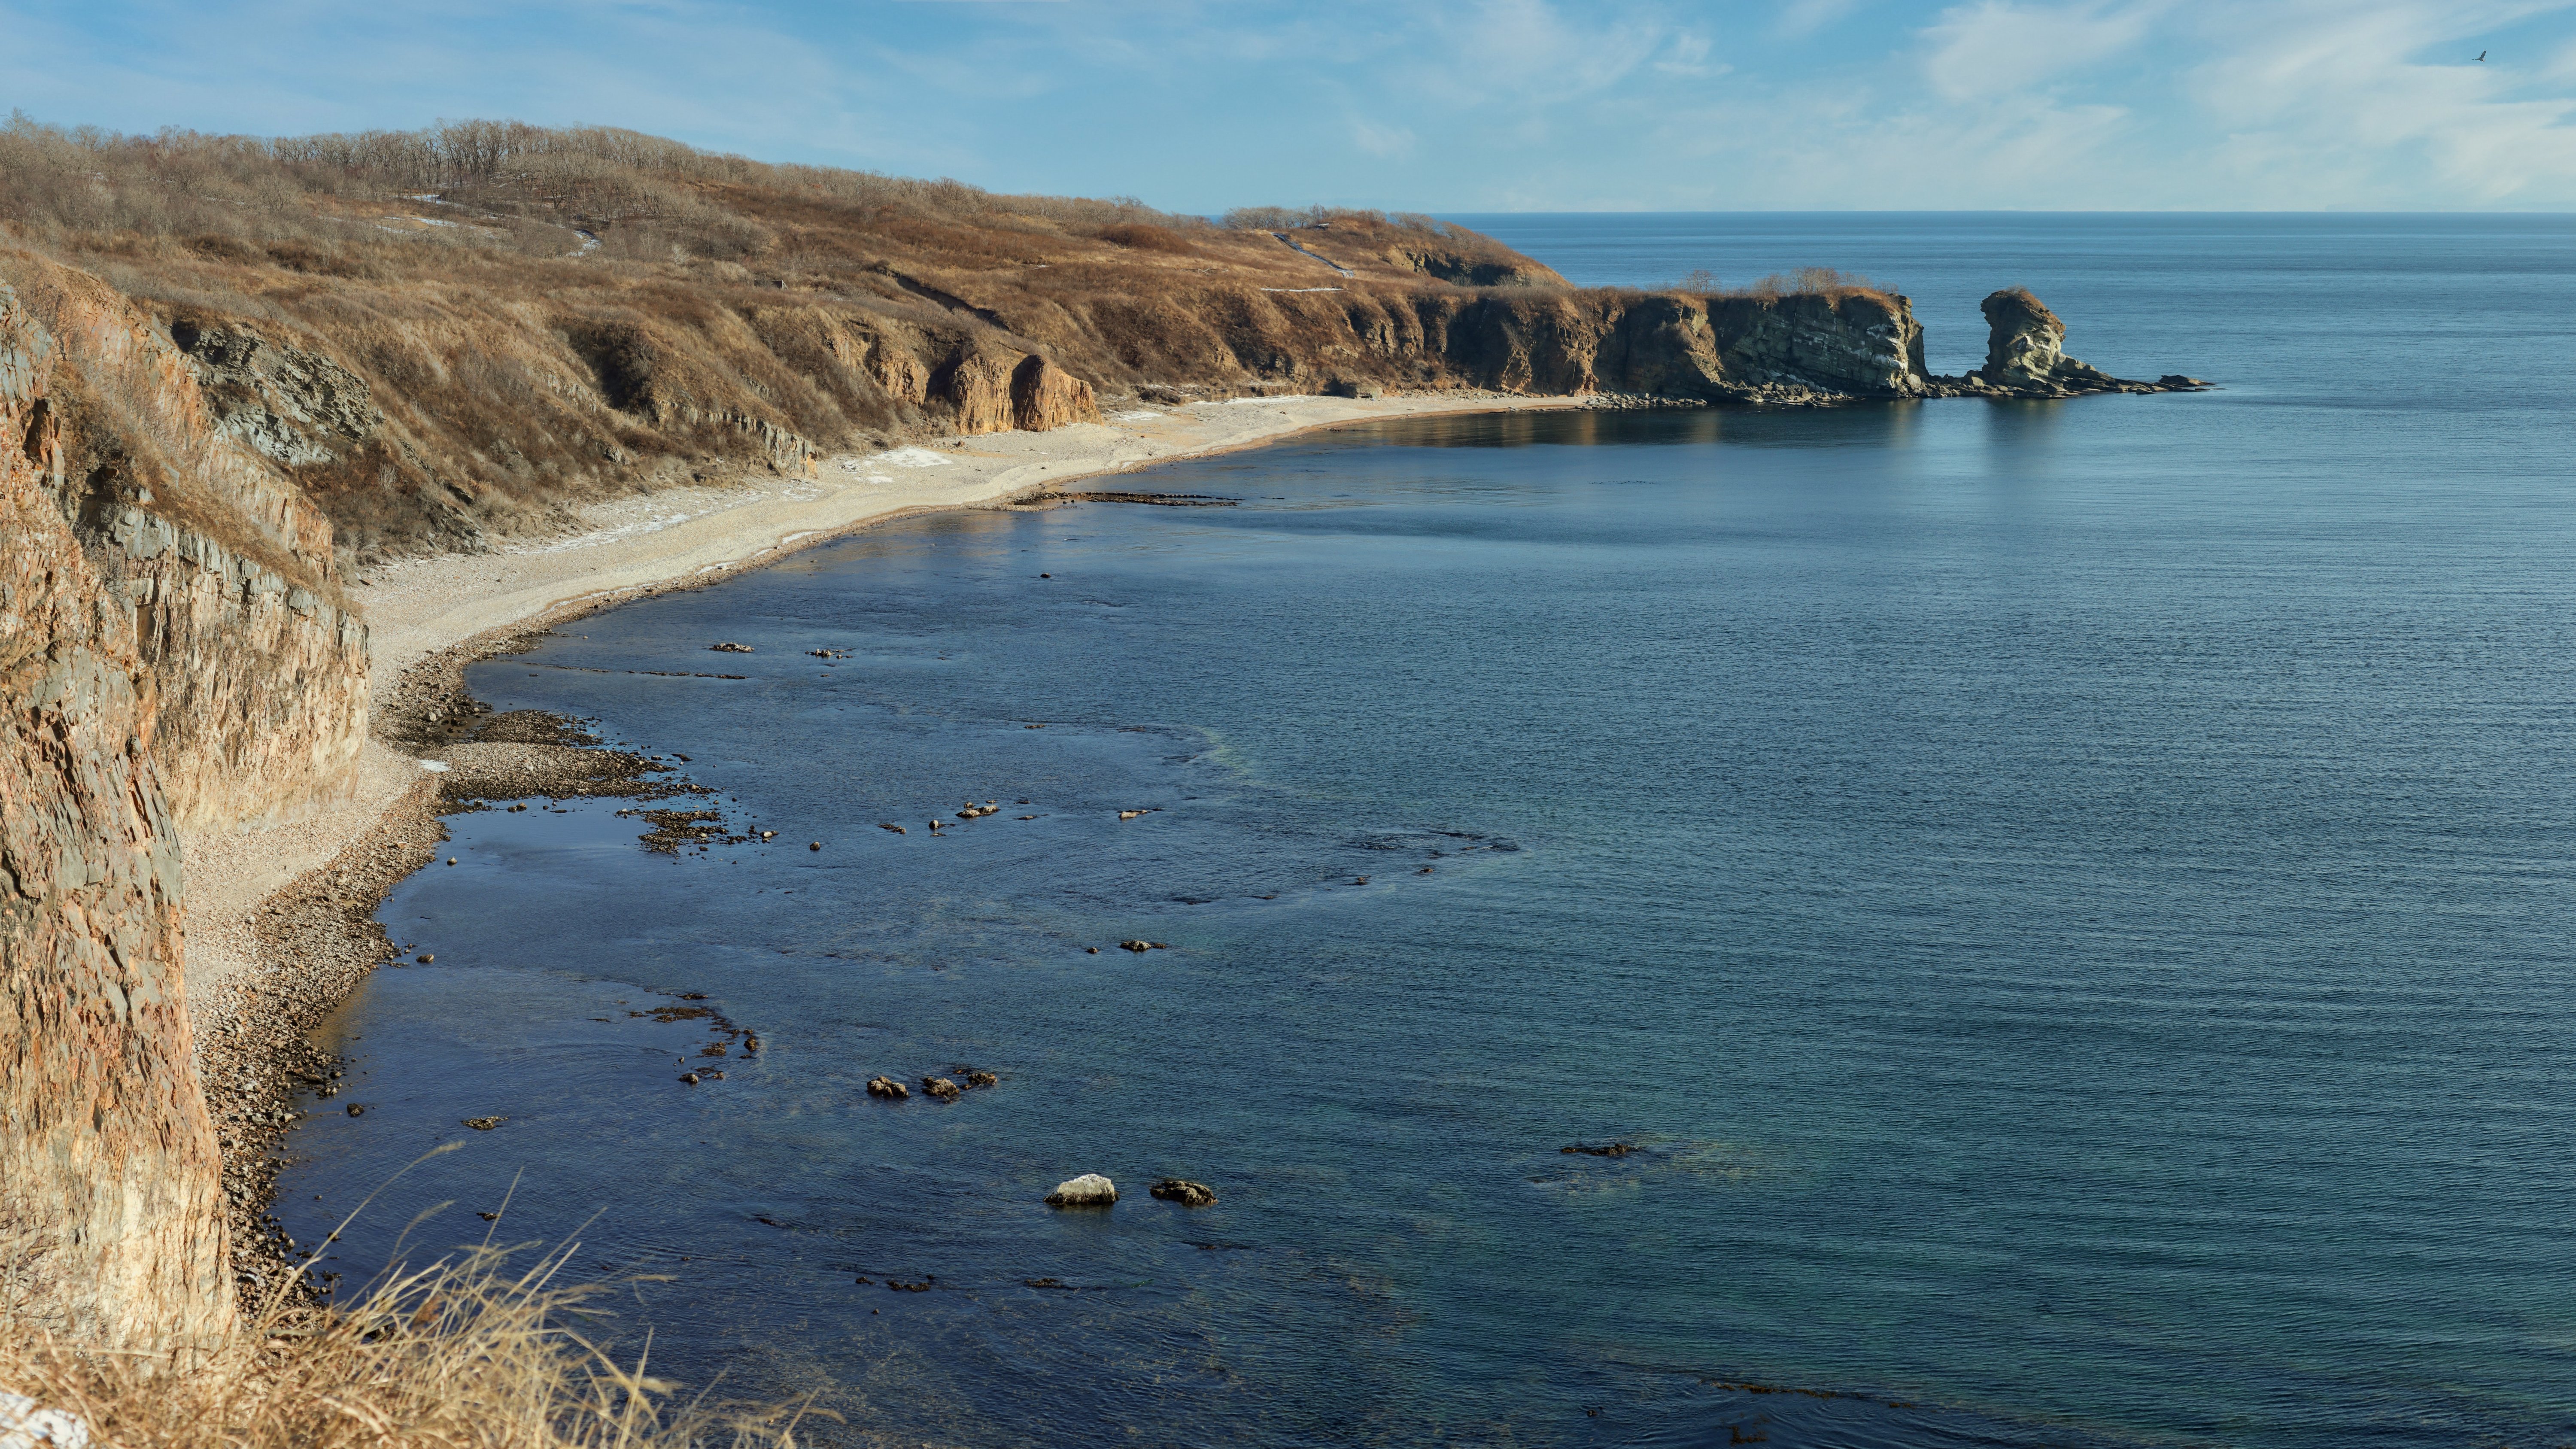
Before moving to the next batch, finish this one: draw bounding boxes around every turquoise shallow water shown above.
[279,217,2576,1446]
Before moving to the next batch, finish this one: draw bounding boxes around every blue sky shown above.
[11,0,2576,211]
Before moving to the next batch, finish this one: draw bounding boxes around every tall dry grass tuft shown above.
[0,1176,818,1448]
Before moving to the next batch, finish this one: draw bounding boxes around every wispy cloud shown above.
[7,0,2576,210]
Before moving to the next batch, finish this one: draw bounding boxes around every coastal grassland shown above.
[0,115,1569,562]
[2,1226,813,1448]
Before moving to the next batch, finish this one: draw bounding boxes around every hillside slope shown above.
[0,120,1993,568]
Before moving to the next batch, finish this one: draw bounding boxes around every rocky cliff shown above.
[0,254,373,832]
[0,281,232,1352]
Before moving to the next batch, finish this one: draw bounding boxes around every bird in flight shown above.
[2477,50,2488,61]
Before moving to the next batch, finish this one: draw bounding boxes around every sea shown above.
[275,215,2576,1447]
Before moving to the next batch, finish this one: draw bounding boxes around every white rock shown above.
[417,759,450,772]
[1044,1173,1118,1207]
[0,1391,91,1449]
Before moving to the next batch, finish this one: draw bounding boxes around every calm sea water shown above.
[278,216,2576,1448]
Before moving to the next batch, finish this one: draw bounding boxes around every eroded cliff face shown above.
[1393,288,1935,405]
[0,282,231,1351]
[0,253,372,832]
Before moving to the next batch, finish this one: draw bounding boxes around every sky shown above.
[11,0,2576,212]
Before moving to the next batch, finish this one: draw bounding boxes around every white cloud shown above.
[1776,0,1857,39]
[1920,0,2161,100]
[2183,1,2576,204]
[14,0,2576,210]
[1350,118,1417,158]
[1653,30,1728,77]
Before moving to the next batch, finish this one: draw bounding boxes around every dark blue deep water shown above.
[279,216,2576,1447]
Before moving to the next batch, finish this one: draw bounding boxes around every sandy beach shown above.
[179,392,1572,1020]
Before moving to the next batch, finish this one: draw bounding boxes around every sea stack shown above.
[1962,287,2202,398]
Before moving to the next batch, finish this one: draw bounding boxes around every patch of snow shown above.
[416,760,449,773]
[0,1392,90,1448]
[875,447,953,469]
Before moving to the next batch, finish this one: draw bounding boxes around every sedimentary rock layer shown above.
[0,281,231,1351]
[0,253,372,832]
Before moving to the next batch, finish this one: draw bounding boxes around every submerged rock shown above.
[462,1116,505,1130]
[1150,1178,1218,1207]
[1045,1173,1118,1207]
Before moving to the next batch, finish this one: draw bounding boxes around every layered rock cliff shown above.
[0,255,372,832]
[0,281,231,1352]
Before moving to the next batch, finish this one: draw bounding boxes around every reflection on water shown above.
[281,218,2576,1449]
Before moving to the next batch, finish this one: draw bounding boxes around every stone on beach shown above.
[1045,1173,1118,1207]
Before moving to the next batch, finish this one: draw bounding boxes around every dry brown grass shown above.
[0,115,1582,561]
[1676,266,1892,304]
[1,1219,815,1448]
[1094,222,1198,255]
[1,1152,816,1448]
[2,115,1899,560]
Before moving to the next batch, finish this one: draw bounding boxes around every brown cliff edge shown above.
[0,118,2208,1366]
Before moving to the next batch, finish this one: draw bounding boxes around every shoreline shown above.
[184,389,1581,1290]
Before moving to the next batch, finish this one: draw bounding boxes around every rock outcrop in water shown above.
[1943,287,2204,399]
[1045,1173,1119,1207]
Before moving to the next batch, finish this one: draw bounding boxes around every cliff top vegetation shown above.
[0,115,1572,560]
